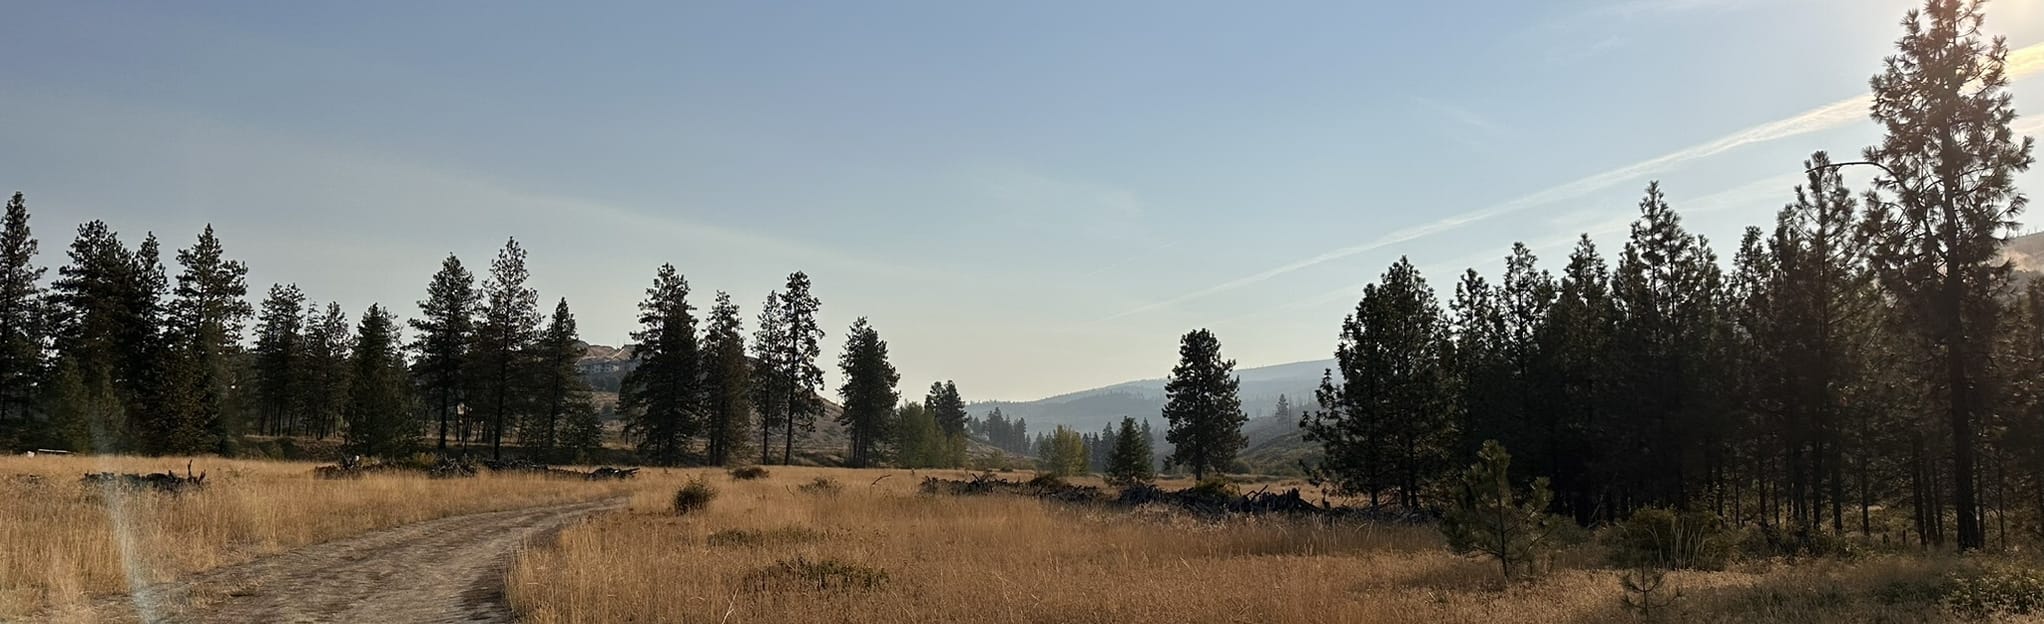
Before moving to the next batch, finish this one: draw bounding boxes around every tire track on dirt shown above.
[63,497,622,624]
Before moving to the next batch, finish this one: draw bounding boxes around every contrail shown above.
[1105,40,2044,322]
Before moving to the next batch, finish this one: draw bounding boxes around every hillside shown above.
[967,359,1331,435]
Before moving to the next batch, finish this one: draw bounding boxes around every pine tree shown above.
[836,317,899,468]
[409,254,476,453]
[1162,328,1246,481]
[1531,235,1616,523]
[927,381,967,438]
[1105,416,1156,486]
[1611,184,1728,512]
[0,192,44,436]
[701,291,752,466]
[750,290,786,464]
[621,264,702,465]
[1307,258,1455,508]
[525,298,593,463]
[1441,440,1560,585]
[343,304,415,458]
[161,225,252,454]
[1857,0,2034,551]
[250,283,306,437]
[771,272,824,465]
[471,238,541,460]
[299,302,352,440]
[47,222,160,451]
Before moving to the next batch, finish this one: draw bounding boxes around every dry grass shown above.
[0,454,632,619]
[511,467,2020,624]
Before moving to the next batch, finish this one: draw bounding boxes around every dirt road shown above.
[67,498,621,624]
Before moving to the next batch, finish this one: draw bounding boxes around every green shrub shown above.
[672,477,717,515]
[1603,507,1735,571]
[796,477,843,496]
[1941,561,2044,619]
[744,556,889,592]
[727,465,770,480]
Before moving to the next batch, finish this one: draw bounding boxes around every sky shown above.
[4,0,2044,401]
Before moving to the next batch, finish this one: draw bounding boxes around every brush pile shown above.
[81,464,207,494]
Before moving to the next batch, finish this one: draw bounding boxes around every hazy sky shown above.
[4,0,2044,401]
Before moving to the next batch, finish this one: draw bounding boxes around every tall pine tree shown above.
[1161,328,1245,481]
[409,254,476,452]
[621,264,702,465]
[471,238,540,460]
[836,317,899,468]
[250,283,306,437]
[1857,0,2034,552]
[0,193,43,436]
[701,291,752,465]
[343,304,415,458]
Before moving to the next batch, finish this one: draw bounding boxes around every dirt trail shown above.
[63,498,621,624]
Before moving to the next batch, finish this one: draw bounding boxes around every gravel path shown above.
[67,498,621,624]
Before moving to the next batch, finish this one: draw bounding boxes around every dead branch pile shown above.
[917,472,1104,503]
[924,473,1376,519]
[81,464,207,494]
[586,467,639,481]
[313,456,478,479]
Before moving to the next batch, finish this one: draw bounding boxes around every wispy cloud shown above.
[1106,40,2044,322]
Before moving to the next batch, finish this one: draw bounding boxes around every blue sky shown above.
[4,0,2042,400]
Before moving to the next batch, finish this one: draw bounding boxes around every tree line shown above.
[0,198,959,467]
[1284,0,2033,552]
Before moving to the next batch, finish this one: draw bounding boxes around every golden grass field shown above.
[1,456,2036,623]
[508,466,2010,624]
[0,454,632,619]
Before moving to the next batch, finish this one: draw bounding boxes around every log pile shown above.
[927,473,1369,519]
[313,456,478,479]
[917,471,1104,503]
[586,467,639,481]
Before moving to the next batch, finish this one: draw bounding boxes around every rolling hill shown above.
[966,358,1332,435]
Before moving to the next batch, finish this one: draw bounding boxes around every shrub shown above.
[1737,523,1857,561]
[728,466,770,480]
[1604,507,1735,571]
[706,526,826,547]
[1942,561,2044,619]
[796,477,842,496]
[744,556,889,592]
[672,478,717,515]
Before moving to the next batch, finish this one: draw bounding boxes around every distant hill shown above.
[966,358,1332,435]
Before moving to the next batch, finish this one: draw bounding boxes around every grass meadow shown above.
[509,466,2013,624]
[0,454,631,620]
